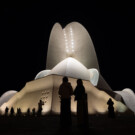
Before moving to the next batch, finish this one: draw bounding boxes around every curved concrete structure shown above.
[46,22,111,91]
[35,58,99,86]
[115,88,135,112]
[0,22,133,115]
[0,90,17,106]
[88,68,99,86]
[49,57,90,81]
[46,22,99,70]
[35,70,51,80]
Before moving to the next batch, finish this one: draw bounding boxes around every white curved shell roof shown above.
[0,90,17,106]
[114,88,135,112]
[49,57,90,81]
[35,70,51,80]
[44,22,112,91]
[46,22,99,70]
[35,57,99,86]
[88,69,99,86]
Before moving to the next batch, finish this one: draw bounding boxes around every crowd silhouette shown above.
[1,99,45,117]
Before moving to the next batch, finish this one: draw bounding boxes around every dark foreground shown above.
[0,114,135,135]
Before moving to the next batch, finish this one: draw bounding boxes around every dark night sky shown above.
[0,1,135,95]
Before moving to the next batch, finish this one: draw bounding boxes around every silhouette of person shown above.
[58,76,73,126]
[5,107,9,116]
[17,108,22,116]
[10,107,14,116]
[107,98,115,118]
[27,108,30,116]
[37,99,44,116]
[74,79,88,127]
[32,108,36,116]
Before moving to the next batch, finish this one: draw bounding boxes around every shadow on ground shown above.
[0,114,135,135]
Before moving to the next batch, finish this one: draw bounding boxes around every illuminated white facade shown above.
[0,75,127,114]
[0,22,133,114]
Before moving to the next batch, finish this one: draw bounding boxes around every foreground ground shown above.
[0,114,135,135]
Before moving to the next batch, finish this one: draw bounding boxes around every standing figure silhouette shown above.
[74,79,88,127]
[107,98,115,118]
[58,76,73,127]
[37,99,44,116]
